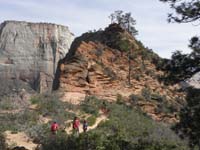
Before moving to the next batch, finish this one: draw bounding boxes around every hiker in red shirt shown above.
[51,121,59,135]
[73,117,80,134]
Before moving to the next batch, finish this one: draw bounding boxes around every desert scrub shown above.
[41,102,188,150]
[132,73,140,81]
[80,96,102,116]
[30,93,75,124]
[116,94,124,105]
[145,69,157,78]
[0,96,17,110]
[155,101,177,114]
[103,67,117,80]
[87,115,96,126]
[0,110,38,132]
[151,93,166,102]
[129,94,143,104]
[30,95,41,104]
[26,123,50,143]
[141,87,151,101]
[97,102,188,149]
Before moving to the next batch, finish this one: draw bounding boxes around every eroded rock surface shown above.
[55,24,185,123]
[0,20,74,93]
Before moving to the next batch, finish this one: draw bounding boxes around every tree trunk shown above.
[128,49,131,86]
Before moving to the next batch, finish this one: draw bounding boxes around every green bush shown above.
[81,103,99,116]
[141,87,151,101]
[102,104,187,149]
[132,73,140,81]
[94,48,103,57]
[87,115,96,126]
[0,93,76,144]
[27,123,50,143]
[40,101,188,150]
[103,67,117,80]
[41,132,69,150]
[140,63,146,72]
[0,97,15,110]
[118,39,131,52]
[41,131,187,150]
[151,93,166,102]
[41,102,188,150]
[129,94,143,104]
[145,69,156,78]
[31,93,75,124]
[36,94,64,115]
[30,95,40,104]
[116,94,124,105]
[155,101,175,114]
[0,109,39,132]
[80,96,102,116]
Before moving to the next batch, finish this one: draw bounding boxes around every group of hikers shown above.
[50,102,109,135]
[50,116,88,135]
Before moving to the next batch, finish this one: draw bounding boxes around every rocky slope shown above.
[55,24,185,122]
[0,20,74,93]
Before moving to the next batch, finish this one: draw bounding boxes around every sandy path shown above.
[65,115,107,134]
[5,106,107,150]
[88,115,107,130]
[5,131,37,150]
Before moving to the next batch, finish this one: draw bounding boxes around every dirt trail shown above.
[5,115,107,149]
[88,115,107,130]
[65,114,107,134]
[5,131,37,150]
[4,110,108,150]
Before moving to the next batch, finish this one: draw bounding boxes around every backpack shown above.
[83,122,88,129]
[51,123,58,131]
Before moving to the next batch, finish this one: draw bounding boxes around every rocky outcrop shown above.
[51,23,187,124]
[180,72,200,89]
[55,24,185,118]
[0,20,74,93]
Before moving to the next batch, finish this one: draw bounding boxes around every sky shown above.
[0,0,199,58]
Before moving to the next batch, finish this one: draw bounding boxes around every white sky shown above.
[0,0,199,58]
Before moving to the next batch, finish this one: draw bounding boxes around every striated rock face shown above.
[55,24,185,122]
[0,20,74,93]
[52,24,187,123]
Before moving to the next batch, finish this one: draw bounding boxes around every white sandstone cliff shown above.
[0,20,74,93]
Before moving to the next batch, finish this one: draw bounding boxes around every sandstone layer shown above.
[55,24,184,122]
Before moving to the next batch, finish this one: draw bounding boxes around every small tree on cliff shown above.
[109,10,138,37]
[117,39,133,85]
[109,10,138,86]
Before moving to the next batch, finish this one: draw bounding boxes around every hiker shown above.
[73,117,80,134]
[51,121,59,134]
[101,101,107,114]
[83,120,88,133]
[102,101,106,109]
